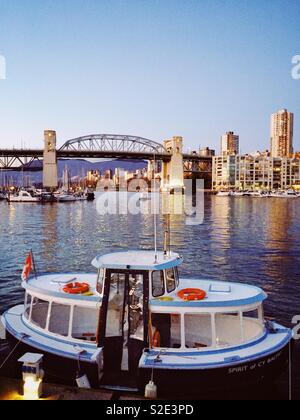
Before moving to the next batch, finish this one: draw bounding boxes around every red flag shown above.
[22,252,33,281]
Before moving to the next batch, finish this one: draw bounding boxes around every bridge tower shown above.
[162,136,184,190]
[43,130,58,190]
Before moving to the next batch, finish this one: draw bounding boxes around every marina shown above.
[216,190,300,198]
[3,188,94,203]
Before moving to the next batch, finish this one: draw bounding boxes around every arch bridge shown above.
[0,132,213,189]
[60,134,169,159]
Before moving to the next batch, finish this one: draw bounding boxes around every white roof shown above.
[151,278,267,308]
[92,250,183,271]
[18,353,44,364]
[24,273,99,302]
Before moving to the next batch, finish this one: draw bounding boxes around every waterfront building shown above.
[221,132,239,156]
[212,154,300,190]
[270,109,294,157]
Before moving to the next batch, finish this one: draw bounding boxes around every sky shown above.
[0,0,299,153]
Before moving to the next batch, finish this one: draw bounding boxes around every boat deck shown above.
[139,325,292,369]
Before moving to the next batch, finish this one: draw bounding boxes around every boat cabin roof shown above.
[91,250,183,271]
[151,279,267,308]
[23,274,100,302]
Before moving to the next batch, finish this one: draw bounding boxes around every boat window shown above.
[72,306,98,342]
[215,313,242,347]
[175,267,179,288]
[185,314,213,348]
[24,294,32,320]
[166,268,176,293]
[49,303,70,337]
[242,308,263,342]
[151,313,181,348]
[243,308,259,320]
[152,271,165,297]
[106,273,126,337]
[96,268,105,295]
[31,298,49,330]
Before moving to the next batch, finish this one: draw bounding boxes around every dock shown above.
[0,377,147,401]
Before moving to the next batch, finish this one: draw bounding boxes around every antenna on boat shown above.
[163,213,171,258]
[153,152,158,264]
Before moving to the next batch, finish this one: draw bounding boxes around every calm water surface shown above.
[0,195,299,399]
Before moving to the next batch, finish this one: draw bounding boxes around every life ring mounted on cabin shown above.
[152,330,161,348]
[177,288,206,301]
[150,329,161,348]
[63,282,90,295]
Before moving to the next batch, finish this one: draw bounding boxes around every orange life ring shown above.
[152,330,161,348]
[63,282,90,295]
[177,288,206,301]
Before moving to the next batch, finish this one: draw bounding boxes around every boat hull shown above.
[4,331,100,389]
[138,341,293,397]
[4,331,293,397]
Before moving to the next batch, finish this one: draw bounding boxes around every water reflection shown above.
[0,197,299,324]
[0,197,299,399]
[263,199,299,296]
[41,204,58,266]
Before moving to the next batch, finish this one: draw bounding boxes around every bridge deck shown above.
[0,149,212,171]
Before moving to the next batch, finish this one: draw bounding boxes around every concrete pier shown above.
[43,130,58,190]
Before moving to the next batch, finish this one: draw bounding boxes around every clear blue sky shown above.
[0,0,299,152]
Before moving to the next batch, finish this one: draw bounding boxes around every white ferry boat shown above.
[1,251,293,395]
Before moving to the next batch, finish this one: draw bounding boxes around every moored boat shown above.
[7,190,41,203]
[56,193,80,202]
[216,191,232,197]
[0,191,7,201]
[231,191,252,197]
[269,190,298,198]
[1,250,293,396]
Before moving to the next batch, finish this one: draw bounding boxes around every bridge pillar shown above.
[162,136,184,191]
[43,130,58,190]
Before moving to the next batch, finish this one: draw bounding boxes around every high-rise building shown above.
[221,132,239,155]
[270,109,294,157]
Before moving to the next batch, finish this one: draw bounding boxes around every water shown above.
[0,196,299,399]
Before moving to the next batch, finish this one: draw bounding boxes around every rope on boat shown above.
[0,337,24,371]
